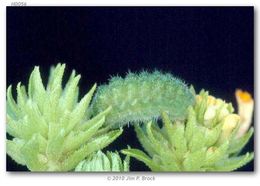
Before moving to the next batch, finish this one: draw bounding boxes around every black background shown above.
[7,7,254,171]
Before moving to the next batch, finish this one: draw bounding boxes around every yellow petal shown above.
[207,95,216,105]
[204,106,217,121]
[222,114,240,132]
[219,114,240,143]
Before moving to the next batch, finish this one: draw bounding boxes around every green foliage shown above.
[6,64,122,171]
[75,150,130,172]
[91,71,195,128]
[121,91,254,171]
[7,64,253,172]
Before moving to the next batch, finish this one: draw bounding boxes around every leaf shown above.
[29,67,46,112]
[185,107,197,142]
[183,148,207,171]
[78,106,112,131]
[7,115,36,140]
[121,148,161,171]
[188,126,206,152]
[61,71,81,111]
[61,129,122,171]
[204,141,229,166]
[204,123,223,147]
[189,85,196,96]
[7,85,19,118]
[46,63,65,92]
[46,129,65,161]
[196,91,208,124]
[6,115,21,138]
[213,152,254,171]
[146,121,168,156]
[161,111,176,146]
[6,139,26,165]
[108,151,122,171]
[151,124,169,144]
[74,160,85,171]
[16,82,27,109]
[75,150,129,172]
[123,153,130,171]
[23,100,48,138]
[228,128,254,154]
[172,122,187,159]
[21,134,47,171]
[86,151,110,171]
[66,84,97,134]
[63,116,105,153]
[48,86,62,118]
[85,129,123,154]
[134,124,156,157]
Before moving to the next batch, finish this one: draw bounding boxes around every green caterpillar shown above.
[92,71,195,128]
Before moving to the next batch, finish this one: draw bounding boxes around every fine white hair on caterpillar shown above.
[91,70,195,128]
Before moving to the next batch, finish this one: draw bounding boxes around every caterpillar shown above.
[91,71,195,128]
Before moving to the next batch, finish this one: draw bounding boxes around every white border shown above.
[0,1,258,186]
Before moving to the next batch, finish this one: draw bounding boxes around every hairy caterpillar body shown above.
[92,71,195,128]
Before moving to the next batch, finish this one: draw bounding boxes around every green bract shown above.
[121,90,254,171]
[6,64,122,171]
[75,150,130,172]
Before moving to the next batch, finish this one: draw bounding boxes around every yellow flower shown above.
[219,114,240,142]
[235,89,254,138]
[196,92,242,142]
[222,114,240,132]
[196,94,231,127]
